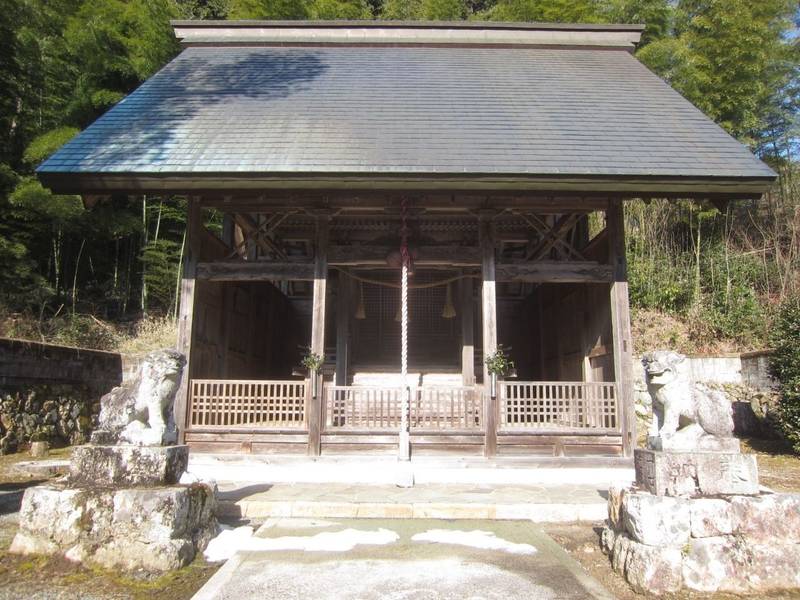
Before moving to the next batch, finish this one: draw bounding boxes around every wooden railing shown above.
[325,385,403,430]
[324,385,482,431]
[187,379,618,436]
[189,379,307,429]
[413,386,482,430]
[499,381,618,431]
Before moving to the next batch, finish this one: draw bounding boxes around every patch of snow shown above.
[204,526,399,562]
[411,529,537,555]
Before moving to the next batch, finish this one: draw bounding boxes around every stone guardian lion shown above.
[641,351,736,451]
[92,349,186,447]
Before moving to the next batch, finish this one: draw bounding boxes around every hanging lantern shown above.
[442,282,456,319]
[355,282,366,320]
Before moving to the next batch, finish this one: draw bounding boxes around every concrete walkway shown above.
[217,482,612,522]
[193,518,616,600]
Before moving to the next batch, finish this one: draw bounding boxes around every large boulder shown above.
[622,492,690,547]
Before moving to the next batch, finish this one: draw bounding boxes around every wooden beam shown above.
[307,215,330,457]
[495,261,613,283]
[196,261,314,281]
[526,213,584,261]
[328,245,481,266]
[460,276,475,386]
[479,215,498,458]
[174,199,200,444]
[335,272,350,386]
[607,199,636,458]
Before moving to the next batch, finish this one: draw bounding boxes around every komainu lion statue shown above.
[92,349,186,447]
[642,351,735,451]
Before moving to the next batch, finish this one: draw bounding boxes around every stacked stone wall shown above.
[603,487,800,595]
[0,338,121,453]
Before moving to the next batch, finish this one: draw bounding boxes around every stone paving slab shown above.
[193,518,616,600]
[188,453,635,487]
[217,482,609,522]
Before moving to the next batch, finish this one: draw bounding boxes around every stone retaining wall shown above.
[0,338,122,453]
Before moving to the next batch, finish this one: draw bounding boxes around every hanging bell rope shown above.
[399,197,411,460]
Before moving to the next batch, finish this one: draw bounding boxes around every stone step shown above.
[215,482,609,523]
[188,454,635,487]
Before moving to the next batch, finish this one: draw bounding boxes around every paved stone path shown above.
[193,518,615,600]
[217,482,610,522]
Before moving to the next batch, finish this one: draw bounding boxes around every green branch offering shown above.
[485,345,514,376]
[301,350,324,372]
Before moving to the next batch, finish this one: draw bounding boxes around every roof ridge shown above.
[169,20,646,33]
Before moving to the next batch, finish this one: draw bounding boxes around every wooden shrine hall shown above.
[37,21,776,459]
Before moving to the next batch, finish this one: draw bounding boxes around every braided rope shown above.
[333,267,477,290]
[400,198,410,440]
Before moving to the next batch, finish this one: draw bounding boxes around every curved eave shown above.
[37,171,777,201]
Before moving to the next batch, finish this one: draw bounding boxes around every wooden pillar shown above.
[608,199,636,457]
[480,215,498,458]
[307,214,329,456]
[335,271,350,386]
[174,199,201,445]
[460,276,474,386]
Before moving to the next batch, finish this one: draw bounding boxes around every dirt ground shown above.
[0,438,799,599]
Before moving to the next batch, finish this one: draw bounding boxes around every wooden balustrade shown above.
[412,386,482,430]
[499,381,618,431]
[325,385,404,430]
[189,379,307,429]
[187,379,618,437]
[324,385,483,431]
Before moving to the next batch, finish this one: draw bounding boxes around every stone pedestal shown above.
[10,444,216,572]
[604,448,800,595]
[10,482,217,572]
[68,444,189,487]
[634,448,759,497]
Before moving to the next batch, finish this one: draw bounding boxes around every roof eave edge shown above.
[37,172,777,201]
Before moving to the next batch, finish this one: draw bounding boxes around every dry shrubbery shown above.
[0,307,176,355]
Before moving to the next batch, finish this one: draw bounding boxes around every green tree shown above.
[770,297,800,452]
[63,0,179,126]
[637,0,797,153]
[484,0,605,23]
[309,0,372,19]
[228,0,309,19]
[176,0,230,19]
[603,0,672,46]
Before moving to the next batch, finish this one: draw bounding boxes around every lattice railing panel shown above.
[325,385,483,431]
[325,386,404,430]
[499,381,618,431]
[412,386,482,430]
[189,379,307,429]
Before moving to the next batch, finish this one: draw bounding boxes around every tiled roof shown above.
[38,44,775,188]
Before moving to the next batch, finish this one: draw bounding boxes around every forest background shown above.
[0,0,797,355]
